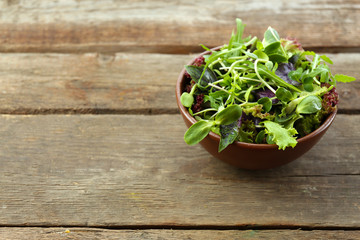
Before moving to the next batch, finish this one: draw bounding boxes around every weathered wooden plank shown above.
[0,114,358,227]
[0,0,358,53]
[0,53,358,113]
[0,53,183,113]
[1,228,360,240]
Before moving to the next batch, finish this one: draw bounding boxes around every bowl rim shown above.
[175,46,338,150]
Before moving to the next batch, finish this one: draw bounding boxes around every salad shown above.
[180,19,356,152]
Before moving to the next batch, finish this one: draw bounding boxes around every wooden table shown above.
[0,1,359,239]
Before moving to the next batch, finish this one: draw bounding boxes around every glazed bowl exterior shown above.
[175,48,338,170]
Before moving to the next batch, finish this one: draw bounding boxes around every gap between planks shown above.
[0,224,360,231]
[0,46,360,55]
[0,115,358,226]
[1,228,360,240]
[0,108,180,115]
[0,52,358,112]
[0,0,359,53]
[0,108,357,115]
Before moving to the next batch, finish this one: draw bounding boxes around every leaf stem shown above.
[313,77,320,85]
[212,79,224,85]
[244,36,258,47]
[189,83,197,95]
[209,58,223,69]
[192,108,218,116]
[254,59,276,94]
[239,77,262,83]
[220,59,249,78]
[208,83,244,103]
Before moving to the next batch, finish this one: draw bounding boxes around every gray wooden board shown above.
[0,114,359,227]
[0,53,358,113]
[0,228,360,240]
[0,0,358,53]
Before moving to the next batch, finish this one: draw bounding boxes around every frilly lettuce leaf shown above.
[262,121,298,150]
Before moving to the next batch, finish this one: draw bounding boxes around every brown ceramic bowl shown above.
[175,48,338,170]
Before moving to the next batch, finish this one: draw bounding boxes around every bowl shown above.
[175,48,338,170]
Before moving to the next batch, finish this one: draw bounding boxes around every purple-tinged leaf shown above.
[219,121,240,152]
[255,89,279,104]
[275,62,301,86]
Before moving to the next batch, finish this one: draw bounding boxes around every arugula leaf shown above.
[257,65,302,92]
[241,49,258,59]
[288,67,303,82]
[303,51,316,56]
[304,64,329,80]
[207,91,227,109]
[262,121,298,150]
[334,74,356,83]
[200,44,211,51]
[320,54,333,64]
[235,18,245,43]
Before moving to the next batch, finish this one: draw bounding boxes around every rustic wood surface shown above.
[0,115,359,227]
[0,0,359,53]
[1,228,360,240]
[0,53,358,113]
[0,0,359,239]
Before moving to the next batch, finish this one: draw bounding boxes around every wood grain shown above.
[0,0,358,235]
[0,114,358,227]
[0,0,358,53]
[0,53,183,113]
[0,53,358,113]
[0,228,360,240]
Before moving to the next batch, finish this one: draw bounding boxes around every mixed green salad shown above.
[180,19,356,152]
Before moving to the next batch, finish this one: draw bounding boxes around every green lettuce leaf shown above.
[262,121,298,150]
[334,74,356,83]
